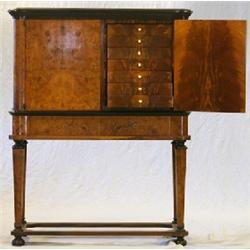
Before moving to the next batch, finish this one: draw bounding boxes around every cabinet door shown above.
[173,20,246,112]
[24,20,101,110]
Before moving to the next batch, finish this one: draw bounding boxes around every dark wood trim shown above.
[9,110,190,116]
[12,230,188,237]
[9,135,191,141]
[26,222,173,228]
[8,8,192,20]
[12,229,188,237]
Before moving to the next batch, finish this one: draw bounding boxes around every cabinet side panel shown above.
[25,20,101,110]
[14,20,26,110]
[174,20,246,112]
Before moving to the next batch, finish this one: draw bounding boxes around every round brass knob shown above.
[137,27,142,32]
[137,62,142,67]
[137,39,142,44]
[137,74,142,79]
[138,87,143,91]
[137,51,141,56]
[138,99,143,104]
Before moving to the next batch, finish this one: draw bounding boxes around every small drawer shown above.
[108,59,171,71]
[107,95,173,109]
[108,83,172,97]
[131,95,150,108]
[107,23,172,38]
[107,48,171,60]
[108,71,172,83]
[108,34,171,48]
[107,83,173,108]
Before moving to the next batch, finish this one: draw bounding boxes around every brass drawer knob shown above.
[138,99,143,104]
[137,27,142,32]
[137,74,142,79]
[137,62,142,67]
[137,50,141,56]
[137,39,142,44]
[137,87,143,91]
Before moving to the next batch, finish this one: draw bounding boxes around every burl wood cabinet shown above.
[8,8,246,246]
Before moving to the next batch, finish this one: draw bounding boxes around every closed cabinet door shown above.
[107,23,173,109]
[20,20,101,110]
[173,20,246,112]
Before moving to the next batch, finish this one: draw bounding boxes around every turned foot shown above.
[174,237,187,246]
[12,236,25,246]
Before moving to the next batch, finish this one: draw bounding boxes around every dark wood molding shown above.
[26,222,173,228]
[13,140,28,149]
[172,140,187,149]
[8,8,192,20]
[9,110,190,116]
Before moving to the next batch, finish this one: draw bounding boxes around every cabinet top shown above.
[8,8,192,20]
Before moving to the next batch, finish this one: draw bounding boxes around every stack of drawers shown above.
[107,23,173,109]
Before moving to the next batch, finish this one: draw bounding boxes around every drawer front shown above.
[108,83,172,108]
[108,48,171,60]
[108,24,172,47]
[106,22,173,110]
[108,71,172,83]
[108,35,171,48]
[108,24,172,36]
[108,59,171,71]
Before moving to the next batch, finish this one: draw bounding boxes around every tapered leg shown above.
[172,142,177,224]
[12,140,27,246]
[172,140,187,246]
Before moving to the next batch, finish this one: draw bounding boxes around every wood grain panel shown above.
[25,20,101,110]
[108,59,171,71]
[12,115,189,140]
[108,71,172,83]
[108,48,171,60]
[174,20,246,112]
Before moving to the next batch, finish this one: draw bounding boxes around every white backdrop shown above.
[0,1,250,248]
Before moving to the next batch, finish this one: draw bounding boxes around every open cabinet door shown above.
[173,20,246,112]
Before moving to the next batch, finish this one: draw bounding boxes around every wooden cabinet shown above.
[12,11,246,113]
[8,8,246,247]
